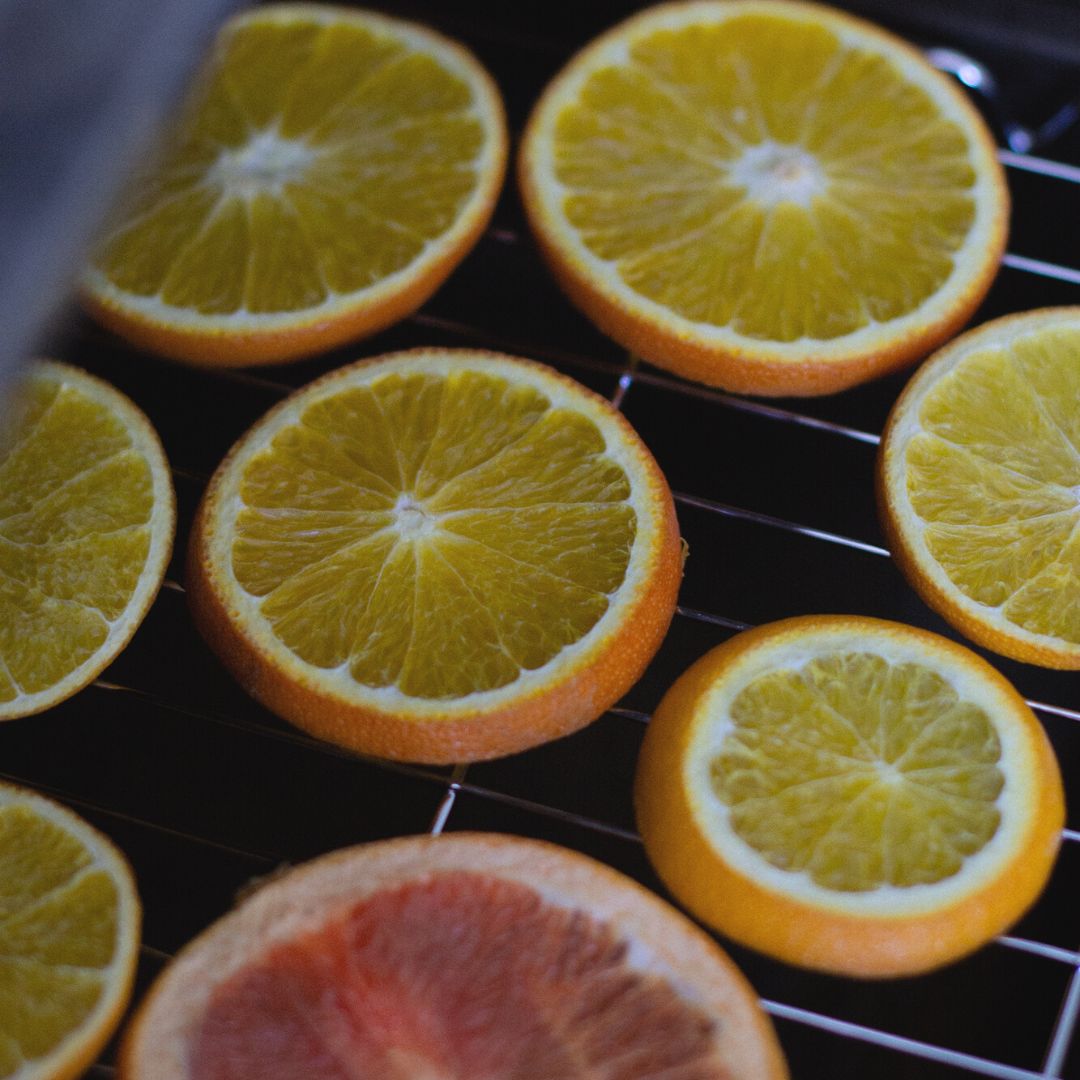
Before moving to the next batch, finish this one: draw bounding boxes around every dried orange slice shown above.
[188,349,681,763]
[879,307,1080,669]
[119,833,788,1079]
[636,616,1064,977]
[519,0,1008,396]
[0,781,140,1080]
[0,361,174,719]
[82,5,507,366]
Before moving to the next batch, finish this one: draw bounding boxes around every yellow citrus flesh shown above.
[636,616,1064,977]
[520,0,1007,396]
[189,349,681,763]
[0,362,174,719]
[0,782,140,1080]
[880,308,1080,669]
[82,4,507,366]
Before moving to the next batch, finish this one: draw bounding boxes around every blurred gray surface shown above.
[0,0,242,396]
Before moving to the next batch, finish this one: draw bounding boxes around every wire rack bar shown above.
[764,999,1052,1080]
[430,764,468,836]
[608,705,652,723]
[0,768,285,866]
[998,936,1080,966]
[1042,964,1080,1076]
[999,150,1080,185]
[673,490,892,556]
[87,677,450,791]
[139,943,174,964]
[408,311,626,380]
[1029,701,1080,723]
[630,369,883,444]
[674,604,753,632]
[1001,253,1080,286]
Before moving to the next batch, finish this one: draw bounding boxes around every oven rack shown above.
[2,3,1079,1077]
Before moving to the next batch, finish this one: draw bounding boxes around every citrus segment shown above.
[636,616,1064,977]
[119,834,788,1079]
[0,782,140,1080]
[0,362,174,719]
[879,308,1080,668]
[83,5,507,366]
[189,350,681,762]
[520,0,1007,395]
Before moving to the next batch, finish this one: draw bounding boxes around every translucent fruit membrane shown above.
[905,328,1080,646]
[232,369,637,698]
[0,374,154,702]
[93,16,487,315]
[190,873,724,1080]
[0,805,121,1074]
[556,12,978,341]
[711,651,1003,891]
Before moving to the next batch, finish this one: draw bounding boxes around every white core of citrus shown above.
[729,142,827,208]
[210,129,315,199]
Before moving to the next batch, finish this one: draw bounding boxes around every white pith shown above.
[208,128,315,200]
[729,142,827,208]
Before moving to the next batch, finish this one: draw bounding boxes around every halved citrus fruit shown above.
[635,616,1064,977]
[880,307,1080,669]
[519,0,1008,396]
[0,781,140,1080]
[119,832,787,1079]
[82,4,507,367]
[188,349,682,763]
[0,361,174,719]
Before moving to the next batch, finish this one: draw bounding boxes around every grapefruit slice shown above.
[119,834,788,1079]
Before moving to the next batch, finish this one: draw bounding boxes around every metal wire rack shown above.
[4,2,1079,1077]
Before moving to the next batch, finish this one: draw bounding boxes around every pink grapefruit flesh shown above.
[192,873,724,1079]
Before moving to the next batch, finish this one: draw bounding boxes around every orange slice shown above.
[0,361,174,719]
[82,5,507,367]
[188,349,682,762]
[118,833,788,1079]
[636,616,1064,977]
[879,307,1080,668]
[0,781,140,1080]
[519,0,1008,396]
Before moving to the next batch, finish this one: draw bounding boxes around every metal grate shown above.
[4,2,1079,1077]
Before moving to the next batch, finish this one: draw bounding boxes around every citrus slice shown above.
[635,616,1064,977]
[82,4,507,367]
[0,781,140,1080]
[519,0,1008,397]
[880,307,1080,669]
[188,349,681,763]
[0,361,175,720]
[119,832,787,1079]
